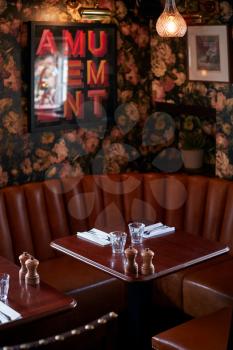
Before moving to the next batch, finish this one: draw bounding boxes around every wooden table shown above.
[0,256,76,332]
[51,231,229,350]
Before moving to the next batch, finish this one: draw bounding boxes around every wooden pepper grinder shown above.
[141,248,155,275]
[124,246,138,275]
[25,257,40,285]
[19,252,31,280]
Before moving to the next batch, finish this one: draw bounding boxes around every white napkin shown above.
[77,228,111,246]
[89,228,110,240]
[144,222,163,234]
[143,224,175,238]
[0,301,21,323]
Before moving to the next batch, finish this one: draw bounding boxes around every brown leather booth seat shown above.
[0,178,125,322]
[183,258,233,317]
[0,173,233,320]
[152,307,232,350]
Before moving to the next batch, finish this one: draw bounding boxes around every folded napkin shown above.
[77,228,111,246]
[143,224,175,238]
[144,222,163,234]
[0,301,21,323]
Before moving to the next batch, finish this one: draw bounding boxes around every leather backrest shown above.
[62,174,143,233]
[164,174,188,230]
[1,173,233,263]
[0,192,15,261]
[184,176,208,236]
[2,185,35,262]
[0,179,70,263]
[56,174,233,254]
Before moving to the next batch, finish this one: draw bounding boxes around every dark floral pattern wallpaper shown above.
[151,0,233,178]
[0,0,233,188]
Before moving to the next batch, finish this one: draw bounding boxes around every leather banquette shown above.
[0,173,233,320]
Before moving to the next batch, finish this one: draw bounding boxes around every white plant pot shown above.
[181,149,204,170]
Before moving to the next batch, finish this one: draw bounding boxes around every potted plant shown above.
[180,115,206,171]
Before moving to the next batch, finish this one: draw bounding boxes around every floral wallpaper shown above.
[151,0,233,178]
[0,0,233,188]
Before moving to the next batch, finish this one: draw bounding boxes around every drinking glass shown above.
[128,222,145,244]
[0,273,10,302]
[109,231,127,254]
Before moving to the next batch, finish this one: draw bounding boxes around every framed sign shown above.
[187,25,232,82]
[29,22,116,132]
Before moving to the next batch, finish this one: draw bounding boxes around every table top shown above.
[0,256,76,329]
[50,231,229,282]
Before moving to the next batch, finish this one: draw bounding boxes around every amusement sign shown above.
[29,22,116,132]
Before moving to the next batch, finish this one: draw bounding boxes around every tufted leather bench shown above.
[0,173,233,320]
[152,307,232,350]
[0,178,125,322]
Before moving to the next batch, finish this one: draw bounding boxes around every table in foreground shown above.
[51,231,229,350]
[0,256,76,336]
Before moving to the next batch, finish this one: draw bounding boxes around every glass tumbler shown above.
[109,231,127,254]
[128,222,145,244]
[0,273,10,302]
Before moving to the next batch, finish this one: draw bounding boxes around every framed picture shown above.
[187,25,232,82]
[29,22,116,132]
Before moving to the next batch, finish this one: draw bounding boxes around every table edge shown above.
[50,241,230,282]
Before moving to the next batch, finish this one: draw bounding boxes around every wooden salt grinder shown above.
[19,252,30,280]
[25,257,40,285]
[124,246,138,275]
[141,248,155,275]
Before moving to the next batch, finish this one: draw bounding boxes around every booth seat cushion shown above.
[152,307,232,350]
[183,259,233,317]
[1,173,233,321]
[39,255,126,321]
[153,254,232,309]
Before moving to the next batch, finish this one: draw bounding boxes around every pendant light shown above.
[156,0,187,38]
[66,0,111,21]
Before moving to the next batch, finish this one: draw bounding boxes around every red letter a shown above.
[36,29,57,56]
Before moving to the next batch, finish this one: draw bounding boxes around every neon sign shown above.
[29,22,116,132]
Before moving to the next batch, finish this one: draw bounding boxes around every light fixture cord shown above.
[94,0,99,9]
[164,0,178,13]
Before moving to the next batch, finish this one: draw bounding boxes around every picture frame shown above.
[29,22,116,132]
[187,25,232,82]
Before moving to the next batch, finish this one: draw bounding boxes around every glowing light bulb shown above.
[166,16,178,35]
[201,70,208,77]
[156,0,187,38]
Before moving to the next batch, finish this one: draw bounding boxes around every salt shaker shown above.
[141,248,155,275]
[19,252,31,280]
[25,257,40,285]
[124,246,138,275]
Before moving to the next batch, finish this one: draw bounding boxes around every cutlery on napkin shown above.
[77,228,111,246]
[143,223,175,238]
[0,301,21,323]
[89,228,110,241]
[143,222,163,235]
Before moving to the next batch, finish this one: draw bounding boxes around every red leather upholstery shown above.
[152,307,232,350]
[61,173,233,254]
[1,180,70,262]
[0,173,233,319]
[153,254,232,310]
[0,178,126,321]
[183,258,233,317]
